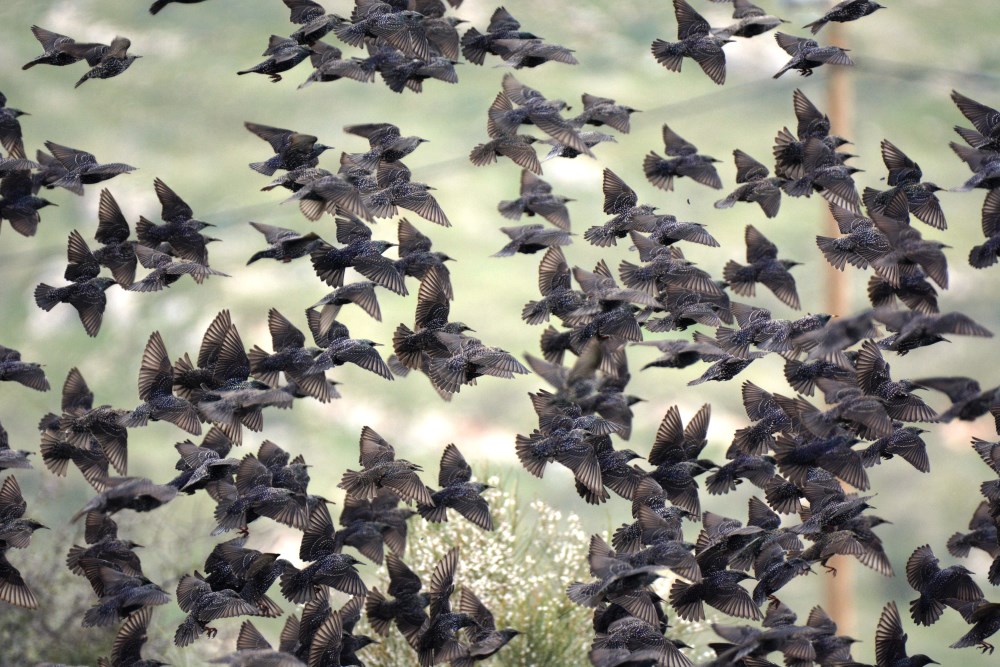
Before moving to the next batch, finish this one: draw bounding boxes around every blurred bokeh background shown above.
[2,0,1000,663]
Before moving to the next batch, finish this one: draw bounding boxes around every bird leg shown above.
[206,625,218,638]
[978,641,995,655]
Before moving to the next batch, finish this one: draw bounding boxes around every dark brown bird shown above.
[643,124,722,192]
[72,37,141,88]
[651,0,733,85]
[804,1,885,34]
[238,35,312,82]
[22,26,99,71]
[0,92,28,159]
[772,32,853,78]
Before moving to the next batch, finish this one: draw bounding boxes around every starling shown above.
[816,203,892,271]
[22,26,99,71]
[490,75,592,157]
[80,560,170,627]
[724,225,801,309]
[862,423,930,473]
[950,142,1000,192]
[855,340,938,422]
[309,216,405,293]
[669,568,761,622]
[1,170,57,236]
[715,150,785,218]
[0,345,49,392]
[339,426,433,505]
[905,544,984,626]
[951,602,1000,655]
[772,32,853,78]
[150,0,210,13]
[246,221,321,264]
[366,161,450,227]
[572,92,639,134]
[426,331,530,395]
[863,140,946,230]
[393,218,455,297]
[238,36,312,82]
[34,267,118,338]
[584,169,659,247]
[282,171,370,222]
[343,122,428,172]
[57,368,130,474]
[0,422,30,473]
[915,376,1000,423]
[247,308,332,403]
[298,40,372,88]
[952,90,1000,151]
[751,543,812,606]
[470,133,541,175]
[417,443,493,530]
[305,599,376,667]
[643,124,723,192]
[366,552,431,643]
[90,189,138,287]
[498,169,573,231]
[73,37,141,88]
[210,466,307,536]
[280,550,366,604]
[136,178,216,265]
[711,0,788,39]
[460,7,539,65]
[454,588,520,666]
[0,92,27,159]
[874,309,992,355]
[128,243,228,292]
[307,320,394,380]
[96,607,165,666]
[494,224,572,256]
[651,0,733,85]
[417,547,475,666]
[283,0,347,45]
[334,6,432,61]
[121,332,202,435]
[66,513,142,579]
[174,573,262,646]
[72,477,179,523]
[970,189,1000,269]
[804,1,885,34]
[245,121,331,176]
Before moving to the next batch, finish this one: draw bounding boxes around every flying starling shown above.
[73,37,141,88]
[724,225,801,309]
[238,36,312,82]
[804,1,885,34]
[715,150,785,218]
[245,121,331,176]
[150,0,210,14]
[643,124,723,192]
[417,443,493,531]
[22,26,99,71]
[652,0,733,85]
[772,33,853,78]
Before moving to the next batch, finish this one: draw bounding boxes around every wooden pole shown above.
[823,18,856,637]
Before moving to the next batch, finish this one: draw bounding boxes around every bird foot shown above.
[978,642,995,655]
[206,626,218,638]
[238,526,250,537]
[269,75,283,83]
[823,564,837,576]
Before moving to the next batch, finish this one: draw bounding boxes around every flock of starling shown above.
[5,0,1000,665]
